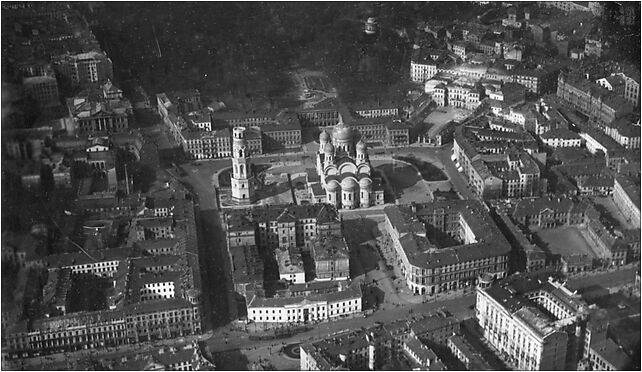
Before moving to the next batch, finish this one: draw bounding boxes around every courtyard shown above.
[424,106,471,138]
[535,226,598,258]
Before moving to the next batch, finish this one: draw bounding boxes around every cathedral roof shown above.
[319,130,330,142]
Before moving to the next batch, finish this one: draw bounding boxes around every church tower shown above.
[231,127,252,201]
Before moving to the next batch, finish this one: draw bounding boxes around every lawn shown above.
[373,160,433,204]
[535,226,597,258]
[395,155,448,181]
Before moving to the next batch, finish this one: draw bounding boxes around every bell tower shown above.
[231,127,252,201]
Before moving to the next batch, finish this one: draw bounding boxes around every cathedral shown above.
[314,120,384,209]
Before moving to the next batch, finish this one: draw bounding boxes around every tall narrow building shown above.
[231,127,252,201]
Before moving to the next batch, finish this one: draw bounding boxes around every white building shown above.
[540,127,582,148]
[246,288,361,323]
[476,275,588,371]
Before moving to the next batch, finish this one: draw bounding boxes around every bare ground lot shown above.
[535,226,597,258]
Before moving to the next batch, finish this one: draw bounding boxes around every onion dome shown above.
[319,130,330,143]
[332,122,354,142]
[323,142,335,154]
[326,179,340,191]
[356,139,367,152]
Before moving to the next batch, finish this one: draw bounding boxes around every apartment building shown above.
[557,73,633,127]
[52,51,113,87]
[383,200,511,296]
[22,75,60,107]
[540,127,582,148]
[224,204,341,251]
[476,275,588,370]
[310,235,349,281]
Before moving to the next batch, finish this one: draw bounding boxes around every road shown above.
[567,267,637,292]
[205,293,475,354]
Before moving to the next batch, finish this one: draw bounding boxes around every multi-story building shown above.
[181,128,231,159]
[409,313,460,345]
[52,51,113,87]
[261,112,302,151]
[476,275,589,370]
[246,286,362,324]
[223,204,341,251]
[433,79,484,110]
[410,49,439,83]
[612,71,640,107]
[587,338,632,371]
[276,247,305,284]
[310,235,349,281]
[512,195,591,229]
[300,324,393,370]
[383,200,511,296]
[613,176,641,228]
[67,92,133,135]
[557,73,634,127]
[453,125,541,199]
[385,120,412,146]
[540,127,583,148]
[22,75,60,107]
[296,98,342,128]
[351,100,399,118]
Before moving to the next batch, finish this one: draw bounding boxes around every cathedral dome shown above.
[332,122,354,142]
[319,130,330,143]
[323,142,335,154]
[356,139,367,152]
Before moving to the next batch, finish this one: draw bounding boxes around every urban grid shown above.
[1,1,640,371]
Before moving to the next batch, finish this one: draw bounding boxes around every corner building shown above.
[383,200,511,295]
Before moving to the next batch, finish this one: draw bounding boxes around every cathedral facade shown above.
[313,120,384,209]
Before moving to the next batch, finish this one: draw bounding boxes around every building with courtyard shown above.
[314,120,385,209]
[383,200,511,295]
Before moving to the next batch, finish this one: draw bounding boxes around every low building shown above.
[403,334,443,369]
[447,335,493,370]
